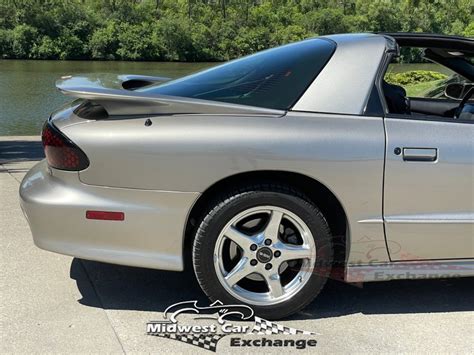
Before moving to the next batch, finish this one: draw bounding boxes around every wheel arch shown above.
[183,170,349,272]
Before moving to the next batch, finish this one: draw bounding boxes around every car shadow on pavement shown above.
[0,140,44,164]
[71,258,473,319]
[71,258,208,311]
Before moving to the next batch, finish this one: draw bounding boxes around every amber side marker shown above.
[86,210,125,221]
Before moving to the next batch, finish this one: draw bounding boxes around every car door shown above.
[383,114,474,260]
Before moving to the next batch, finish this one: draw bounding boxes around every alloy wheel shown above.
[213,206,316,306]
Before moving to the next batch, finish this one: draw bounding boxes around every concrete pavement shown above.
[1,136,473,353]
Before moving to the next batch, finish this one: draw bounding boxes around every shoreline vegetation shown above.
[1,0,472,63]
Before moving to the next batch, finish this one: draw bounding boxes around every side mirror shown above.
[445,83,473,100]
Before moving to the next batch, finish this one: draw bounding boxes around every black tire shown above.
[192,183,333,320]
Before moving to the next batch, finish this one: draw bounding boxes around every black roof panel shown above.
[380,32,473,53]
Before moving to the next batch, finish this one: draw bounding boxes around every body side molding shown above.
[346,259,474,282]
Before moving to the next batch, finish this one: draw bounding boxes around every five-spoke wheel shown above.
[193,184,333,319]
[214,206,316,305]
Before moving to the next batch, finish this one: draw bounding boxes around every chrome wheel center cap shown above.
[256,247,273,263]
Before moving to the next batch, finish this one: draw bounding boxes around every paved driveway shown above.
[1,137,473,353]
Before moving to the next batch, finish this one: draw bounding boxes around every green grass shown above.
[404,79,445,97]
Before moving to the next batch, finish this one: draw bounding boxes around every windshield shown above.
[139,38,336,110]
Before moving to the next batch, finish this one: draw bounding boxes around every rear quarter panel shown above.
[61,111,388,264]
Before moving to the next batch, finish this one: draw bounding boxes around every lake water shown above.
[0,60,447,136]
[0,60,214,136]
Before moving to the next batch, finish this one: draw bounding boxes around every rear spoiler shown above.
[56,75,285,116]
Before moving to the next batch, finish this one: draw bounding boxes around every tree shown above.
[0,0,472,61]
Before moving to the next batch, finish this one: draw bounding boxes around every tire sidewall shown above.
[193,189,332,319]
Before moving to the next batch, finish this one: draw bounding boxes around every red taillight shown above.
[42,121,89,171]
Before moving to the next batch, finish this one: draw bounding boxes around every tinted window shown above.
[139,39,336,110]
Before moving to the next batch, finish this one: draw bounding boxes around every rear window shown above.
[139,38,336,110]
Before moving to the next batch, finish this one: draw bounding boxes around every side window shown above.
[384,60,469,99]
[380,44,473,121]
[139,39,336,110]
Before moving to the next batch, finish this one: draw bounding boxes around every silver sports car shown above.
[20,33,473,319]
